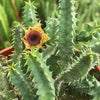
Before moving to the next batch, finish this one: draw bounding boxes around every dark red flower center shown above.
[27,30,41,46]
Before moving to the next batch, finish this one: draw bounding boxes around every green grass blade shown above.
[0,4,9,40]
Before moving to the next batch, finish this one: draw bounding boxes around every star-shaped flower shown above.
[22,22,50,49]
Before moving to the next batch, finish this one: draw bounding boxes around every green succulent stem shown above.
[8,64,36,100]
[23,1,38,28]
[25,48,55,100]
[57,0,77,67]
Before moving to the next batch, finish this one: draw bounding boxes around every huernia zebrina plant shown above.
[0,0,100,100]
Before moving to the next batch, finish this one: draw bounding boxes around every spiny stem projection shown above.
[25,48,55,100]
[11,24,24,64]
[57,0,77,66]
[57,53,96,83]
[23,1,38,28]
[8,64,36,100]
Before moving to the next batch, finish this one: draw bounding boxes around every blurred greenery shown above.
[77,0,100,33]
[0,0,27,50]
[0,0,100,50]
